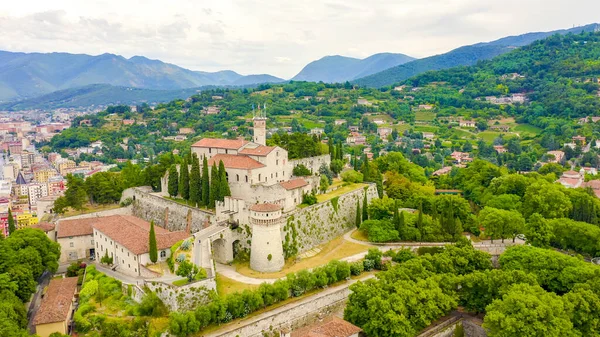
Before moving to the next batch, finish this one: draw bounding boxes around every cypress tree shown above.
[361,154,370,181]
[209,162,219,208]
[337,142,343,160]
[353,153,358,171]
[392,200,400,228]
[398,212,405,238]
[362,192,368,221]
[7,208,15,235]
[355,199,361,228]
[149,220,158,263]
[189,154,201,206]
[179,158,190,200]
[168,164,179,197]
[329,141,334,160]
[417,201,424,234]
[201,156,210,206]
[218,160,231,201]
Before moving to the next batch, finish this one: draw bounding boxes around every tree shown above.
[362,192,368,222]
[189,154,201,206]
[209,163,219,208]
[149,221,158,263]
[168,164,179,197]
[319,175,330,193]
[7,208,15,235]
[479,207,524,243]
[176,260,198,282]
[179,158,190,200]
[522,182,571,219]
[330,159,344,176]
[483,284,575,337]
[217,160,231,201]
[355,200,361,228]
[201,156,210,206]
[524,213,553,248]
[293,164,311,176]
[64,174,88,211]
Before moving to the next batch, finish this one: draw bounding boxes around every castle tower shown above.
[249,203,284,272]
[253,105,267,145]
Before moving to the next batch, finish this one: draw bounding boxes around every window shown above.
[96,242,98,248]
[276,159,279,165]
[91,239,94,245]
[128,252,129,257]
[236,174,239,182]
[160,251,166,258]
[245,175,248,182]
[69,242,74,248]
[259,174,261,181]
[135,268,137,273]
[209,148,212,154]
[134,256,136,261]
[122,259,124,264]
[121,248,123,253]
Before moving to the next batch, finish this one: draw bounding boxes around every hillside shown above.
[291,53,415,83]
[354,23,600,88]
[0,52,284,101]
[0,84,204,111]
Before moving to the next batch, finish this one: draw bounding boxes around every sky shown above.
[0,0,599,79]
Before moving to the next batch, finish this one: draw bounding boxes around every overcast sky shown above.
[0,0,598,79]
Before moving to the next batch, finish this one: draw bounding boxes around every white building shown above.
[28,183,49,206]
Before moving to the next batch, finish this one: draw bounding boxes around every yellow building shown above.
[17,211,39,228]
[33,277,78,337]
[34,169,57,183]
[56,159,76,176]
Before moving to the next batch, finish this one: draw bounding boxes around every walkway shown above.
[215,263,277,285]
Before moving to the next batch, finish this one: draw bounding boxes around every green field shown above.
[514,124,542,136]
[478,131,504,142]
[414,125,439,133]
[415,111,436,121]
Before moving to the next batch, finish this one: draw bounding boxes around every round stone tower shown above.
[249,203,285,273]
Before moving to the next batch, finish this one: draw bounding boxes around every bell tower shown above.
[253,104,267,145]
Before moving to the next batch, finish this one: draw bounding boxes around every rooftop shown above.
[291,316,362,337]
[192,138,248,150]
[57,217,97,238]
[239,145,276,156]
[207,154,265,170]
[32,222,55,233]
[250,203,282,212]
[280,178,309,190]
[92,215,189,255]
[33,277,78,325]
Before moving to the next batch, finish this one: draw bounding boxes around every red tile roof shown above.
[239,145,276,156]
[32,222,55,232]
[208,154,265,170]
[250,203,282,212]
[57,218,96,238]
[92,215,189,255]
[33,277,78,325]
[192,138,248,150]
[280,178,309,190]
[291,316,362,337]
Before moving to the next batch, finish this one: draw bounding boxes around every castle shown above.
[161,110,331,272]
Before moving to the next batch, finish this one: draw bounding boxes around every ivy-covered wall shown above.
[145,278,216,312]
[284,184,378,255]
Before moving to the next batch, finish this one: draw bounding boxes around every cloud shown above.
[0,0,598,78]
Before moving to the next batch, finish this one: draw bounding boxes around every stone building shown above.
[249,203,285,272]
[33,277,78,337]
[56,217,96,264]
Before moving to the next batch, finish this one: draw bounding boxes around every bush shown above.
[350,261,364,276]
[138,291,169,317]
[293,164,312,176]
[341,170,364,183]
[176,253,186,263]
[363,259,375,271]
[416,246,444,256]
[302,192,317,205]
[180,240,192,251]
[194,267,208,280]
[391,249,416,263]
[365,248,383,270]
[120,197,133,207]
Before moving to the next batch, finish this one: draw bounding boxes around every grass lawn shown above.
[235,236,370,279]
[414,125,439,133]
[173,278,190,286]
[394,124,411,132]
[316,183,368,203]
[216,273,259,296]
[62,203,121,217]
[415,111,436,121]
[478,131,504,143]
[166,197,213,212]
[350,229,370,242]
[514,124,542,136]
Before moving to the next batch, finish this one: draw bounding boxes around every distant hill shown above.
[353,23,600,88]
[0,52,284,102]
[291,53,415,83]
[0,84,205,111]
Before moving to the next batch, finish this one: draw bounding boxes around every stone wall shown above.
[126,187,215,233]
[284,184,378,254]
[144,278,216,312]
[289,154,331,174]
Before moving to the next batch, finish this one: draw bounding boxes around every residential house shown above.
[179,128,195,135]
[310,128,324,135]
[451,151,472,164]
[578,116,600,124]
[417,104,434,110]
[122,119,135,125]
[377,127,393,138]
[334,119,347,126]
[357,98,372,106]
[572,136,587,145]
[285,316,362,337]
[372,119,385,125]
[33,277,78,337]
[557,170,584,189]
[204,106,221,115]
[57,217,96,263]
[459,120,477,128]
[494,145,507,154]
[422,132,435,140]
[581,167,598,176]
[432,167,453,176]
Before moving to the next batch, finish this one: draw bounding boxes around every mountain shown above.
[354,23,600,88]
[291,53,415,83]
[0,52,284,102]
[0,84,204,111]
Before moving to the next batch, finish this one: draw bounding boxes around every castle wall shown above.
[250,218,285,272]
[126,187,215,233]
[290,154,331,175]
[284,184,378,254]
[144,278,216,312]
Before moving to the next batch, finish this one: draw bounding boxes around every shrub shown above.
[180,240,192,251]
[120,197,133,207]
[79,280,98,301]
[302,192,317,205]
[350,261,364,276]
[363,259,375,271]
[138,291,169,317]
[341,170,364,183]
[176,253,186,263]
[392,248,416,263]
[194,267,208,280]
[293,164,312,176]
[365,248,383,270]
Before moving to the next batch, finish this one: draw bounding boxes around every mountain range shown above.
[0,52,283,102]
[291,53,415,83]
[353,23,600,88]
[1,23,598,110]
